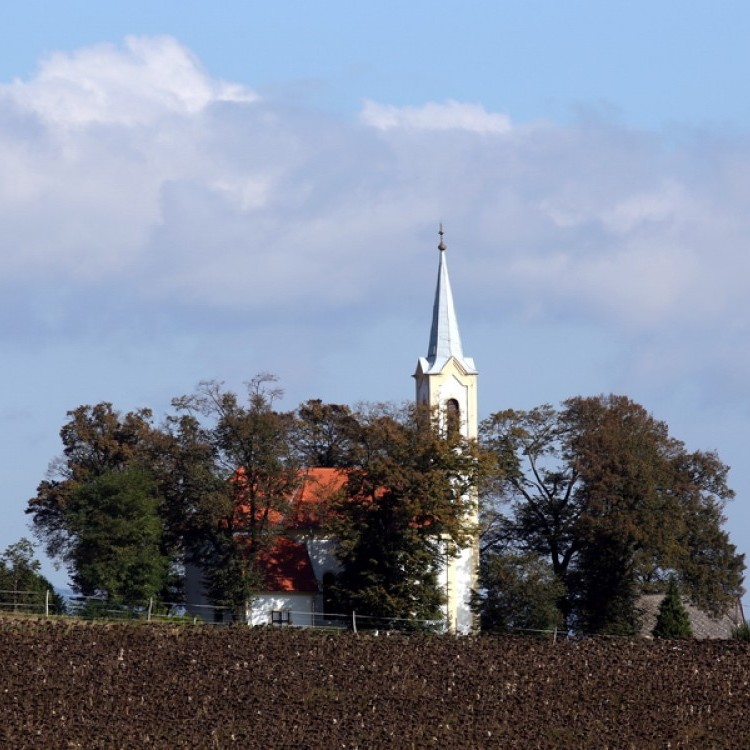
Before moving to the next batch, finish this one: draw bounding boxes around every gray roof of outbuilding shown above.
[638,593,745,639]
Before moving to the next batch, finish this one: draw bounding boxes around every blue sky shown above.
[2,2,750,611]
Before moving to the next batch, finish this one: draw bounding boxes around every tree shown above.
[293,399,359,468]
[331,403,479,628]
[27,403,159,563]
[476,551,564,634]
[65,467,170,604]
[26,377,304,616]
[480,395,744,634]
[172,375,301,615]
[26,403,173,603]
[652,576,692,639]
[148,412,225,598]
[0,538,65,614]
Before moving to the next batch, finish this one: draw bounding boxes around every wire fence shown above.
[0,589,450,632]
[2,588,746,639]
[0,589,58,617]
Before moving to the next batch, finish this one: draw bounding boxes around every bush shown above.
[652,577,692,639]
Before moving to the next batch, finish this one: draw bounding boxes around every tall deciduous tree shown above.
[480,395,744,634]
[293,399,358,468]
[476,551,564,634]
[26,404,172,603]
[331,403,480,628]
[172,375,301,614]
[66,467,169,603]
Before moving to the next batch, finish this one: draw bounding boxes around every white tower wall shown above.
[414,229,479,634]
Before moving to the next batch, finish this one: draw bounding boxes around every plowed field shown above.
[1,618,748,748]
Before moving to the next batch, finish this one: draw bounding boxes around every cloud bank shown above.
[2,36,750,401]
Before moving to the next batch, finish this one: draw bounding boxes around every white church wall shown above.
[248,593,317,627]
[435,540,476,635]
[304,537,341,582]
[453,543,477,634]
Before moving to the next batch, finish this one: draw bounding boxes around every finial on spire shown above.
[438,223,447,252]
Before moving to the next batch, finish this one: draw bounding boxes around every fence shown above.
[3,588,746,639]
[0,589,57,617]
[0,588,449,632]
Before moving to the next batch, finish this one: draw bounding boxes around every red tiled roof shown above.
[229,468,350,593]
[288,467,348,529]
[255,536,319,593]
[232,466,348,530]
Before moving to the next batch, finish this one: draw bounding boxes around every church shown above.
[186,229,479,634]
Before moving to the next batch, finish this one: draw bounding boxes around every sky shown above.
[2,2,750,612]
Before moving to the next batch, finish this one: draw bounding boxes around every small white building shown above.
[185,467,347,627]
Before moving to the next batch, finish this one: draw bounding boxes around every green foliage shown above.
[731,622,750,641]
[67,467,170,604]
[476,551,564,634]
[653,577,693,639]
[26,403,170,599]
[332,403,479,628]
[293,399,358,468]
[574,532,642,636]
[0,538,65,614]
[481,394,745,635]
[172,375,301,615]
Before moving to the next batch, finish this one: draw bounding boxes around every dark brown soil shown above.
[1,618,748,748]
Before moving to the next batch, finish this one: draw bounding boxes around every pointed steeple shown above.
[423,226,476,374]
[412,226,479,635]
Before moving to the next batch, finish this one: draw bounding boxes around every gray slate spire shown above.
[423,227,476,374]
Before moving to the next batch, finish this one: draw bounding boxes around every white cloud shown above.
[599,181,688,233]
[3,35,257,127]
[0,36,261,280]
[359,99,512,134]
[3,36,750,393]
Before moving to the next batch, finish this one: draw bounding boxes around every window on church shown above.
[446,399,460,438]
[271,610,292,626]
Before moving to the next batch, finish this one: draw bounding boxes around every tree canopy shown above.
[478,394,745,635]
[26,403,174,604]
[27,384,743,634]
[171,375,301,615]
[476,551,564,634]
[330,403,481,628]
[0,538,65,614]
[65,467,169,603]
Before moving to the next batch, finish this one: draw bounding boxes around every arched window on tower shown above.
[446,398,461,438]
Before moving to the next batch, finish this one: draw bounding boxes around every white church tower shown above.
[414,226,478,634]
